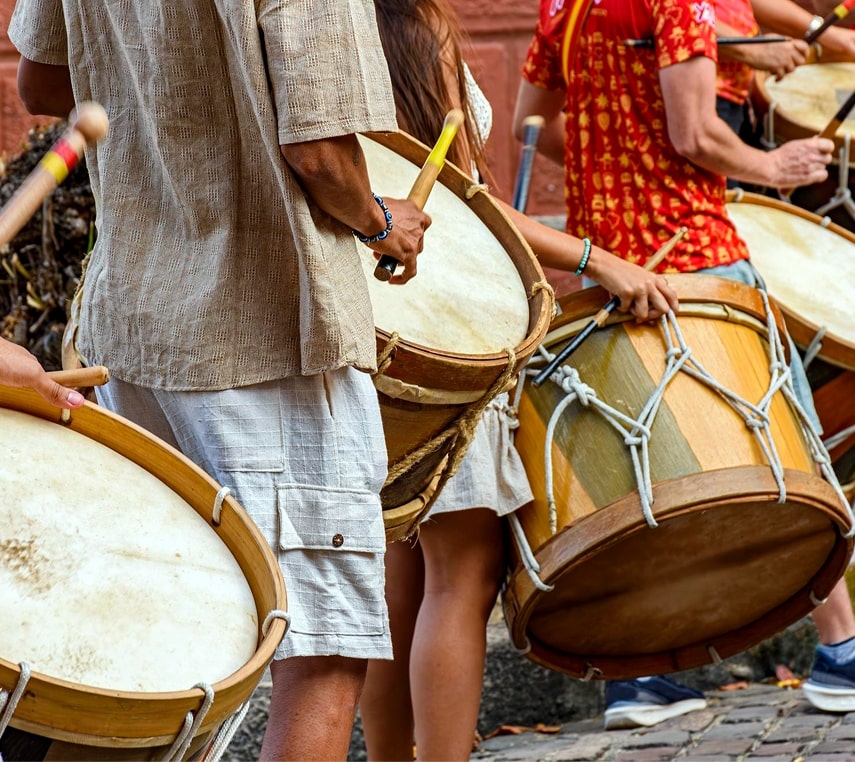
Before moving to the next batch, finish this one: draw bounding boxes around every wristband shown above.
[807,14,824,35]
[353,194,393,244]
[574,238,592,276]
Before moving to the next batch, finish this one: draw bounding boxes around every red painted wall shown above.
[450,0,564,217]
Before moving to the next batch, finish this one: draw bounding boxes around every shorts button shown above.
[332,533,344,548]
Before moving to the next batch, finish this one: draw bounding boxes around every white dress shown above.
[427,65,534,517]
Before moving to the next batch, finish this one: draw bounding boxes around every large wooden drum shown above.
[358,131,553,542]
[504,275,853,680]
[0,388,287,760]
[727,191,855,501]
[751,63,855,230]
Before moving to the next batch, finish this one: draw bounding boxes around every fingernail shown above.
[67,390,85,406]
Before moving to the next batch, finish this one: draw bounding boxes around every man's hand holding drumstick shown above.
[373,109,464,283]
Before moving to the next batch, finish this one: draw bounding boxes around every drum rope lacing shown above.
[509,293,855,595]
[374,332,519,539]
[0,662,31,760]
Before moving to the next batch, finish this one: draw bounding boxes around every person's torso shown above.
[11,0,397,389]
[524,0,749,272]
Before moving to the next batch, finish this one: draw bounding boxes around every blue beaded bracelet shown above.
[575,238,592,276]
[353,194,393,244]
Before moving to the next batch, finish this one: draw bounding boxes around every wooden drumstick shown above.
[532,227,687,387]
[804,0,855,45]
[373,108,465,281]
[781,89,855,198]
[0,102,109,249]
[47,365,111,388]
[512,115,545,213]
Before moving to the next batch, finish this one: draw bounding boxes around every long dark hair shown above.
[374,0,489,180]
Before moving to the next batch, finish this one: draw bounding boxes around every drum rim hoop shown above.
[0,388,287,745]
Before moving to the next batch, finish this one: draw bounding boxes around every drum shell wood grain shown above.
[0,388,287,750]
[504,275,853,679]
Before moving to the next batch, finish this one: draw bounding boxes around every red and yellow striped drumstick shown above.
[0,101,109,248]
[804,0,855,44]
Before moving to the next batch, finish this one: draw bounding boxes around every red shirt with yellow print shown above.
[523,0,750,272]
[716,0,760,105]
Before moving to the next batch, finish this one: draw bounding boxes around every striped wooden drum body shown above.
[358,131,553,542]
[504,276,853,680]
[0,388,287,760]
[751,63,855,231]
[727,191,855,501]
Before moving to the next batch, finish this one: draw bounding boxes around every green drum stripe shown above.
[526,324,702,509]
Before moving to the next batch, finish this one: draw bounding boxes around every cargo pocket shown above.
[277,483,387,637]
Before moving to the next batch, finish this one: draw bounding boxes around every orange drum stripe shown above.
[628,317,813,473]
[521,323,701,513]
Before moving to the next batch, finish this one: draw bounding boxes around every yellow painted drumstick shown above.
[0,102,108,249]
[532,226,688,387]
[47,365,111,388]
[374,108,465,281]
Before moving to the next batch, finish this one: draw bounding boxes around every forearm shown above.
[280,135,387,237]
[512,80,566,167]
[17,58,74,117]
[751,0,814,36]
[500,202,587,271]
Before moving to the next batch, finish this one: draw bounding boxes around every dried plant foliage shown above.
[0,120,95,371]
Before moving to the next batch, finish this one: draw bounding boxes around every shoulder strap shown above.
[561,0,596,84]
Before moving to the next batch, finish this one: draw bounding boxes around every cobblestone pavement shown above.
[472,684,855,762]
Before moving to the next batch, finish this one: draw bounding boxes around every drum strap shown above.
[560,0,595,85]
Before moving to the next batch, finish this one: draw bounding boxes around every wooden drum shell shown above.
[726,191,855,500]
[504,275,853,679]
[0,388,287,752]
[359,131,553,542]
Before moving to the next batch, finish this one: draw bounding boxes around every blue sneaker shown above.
[802,646,855,712]
[604,676,707,730]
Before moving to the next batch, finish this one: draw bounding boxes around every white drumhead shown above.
[0,409,259,693]
[358,135,530,356]
[727,200,855,345]
[761,63,855,140]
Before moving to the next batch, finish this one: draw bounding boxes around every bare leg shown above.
[361,539,425,761]
[260,655,366,761]
[410,509,506,761]
[812,577,855,645]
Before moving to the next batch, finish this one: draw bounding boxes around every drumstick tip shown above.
[522,115,546,130]
[70,102,109,143]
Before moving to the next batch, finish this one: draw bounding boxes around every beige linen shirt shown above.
[10,0,397,390]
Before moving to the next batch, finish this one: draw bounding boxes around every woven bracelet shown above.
[353,194,393,244]
[574,238,592,276]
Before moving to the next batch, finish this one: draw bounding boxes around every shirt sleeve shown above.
[256,0,398,144]
[522,3,565,90]
[8,0,69,65]
[652,0,717,69]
